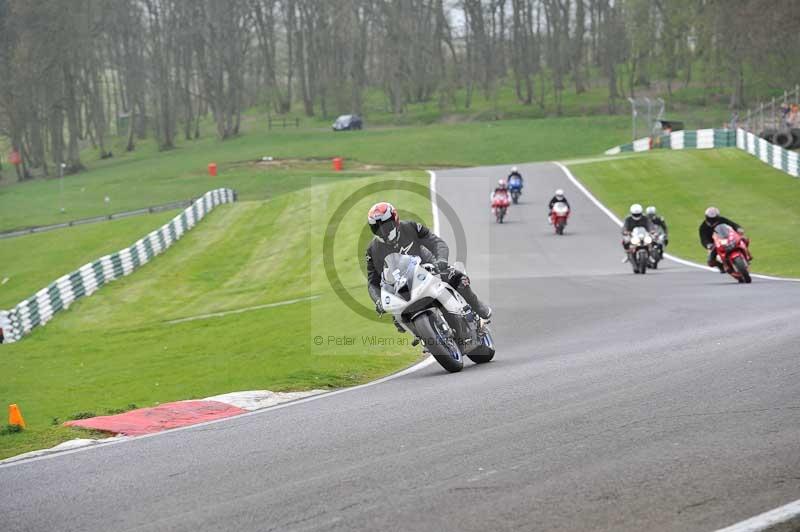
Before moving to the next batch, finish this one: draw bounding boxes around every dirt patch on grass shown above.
[248,157,424,172]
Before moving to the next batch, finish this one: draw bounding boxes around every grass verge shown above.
[0,171,428,460]
[0,116,630,230]
[568,149,800,277]
[0,210,179,308]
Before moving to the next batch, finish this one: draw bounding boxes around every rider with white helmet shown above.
[621,203,655,256]
[645,205,669,246]
[547,189,570,223]
[507,166,523,187]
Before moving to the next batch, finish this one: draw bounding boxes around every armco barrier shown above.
[0,188,236,344]
[0,198,197,240]
[737,128,800,178]
[605,128,799,180]
[605,128,736,155]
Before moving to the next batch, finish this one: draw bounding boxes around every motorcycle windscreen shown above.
[631,226,647,246]
[552,202,569,215]
[381,253,418,298]
[714,224,733,238]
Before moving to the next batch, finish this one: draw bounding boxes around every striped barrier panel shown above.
[0,188,237,345]
[605,128,736,155]
[737,128,800,178]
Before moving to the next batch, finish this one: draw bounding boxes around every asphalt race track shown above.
[2,162,799,532]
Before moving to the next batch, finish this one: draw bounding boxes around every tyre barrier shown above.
[737,129,800,178]
[791,129,800,149]
[0,188,237,345]
[774,130,795,149]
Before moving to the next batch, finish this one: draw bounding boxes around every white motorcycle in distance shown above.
[626,226,652,274]
[649,226,666,269]
[380,253,495,373]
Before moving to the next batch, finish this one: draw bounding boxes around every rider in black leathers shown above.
[699,206,747,272]
[621,203,654,257]
[365,202,492,320]
[547,189,570,212]
[646,206,669,246]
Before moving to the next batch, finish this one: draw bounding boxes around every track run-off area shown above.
[1,162,799,532]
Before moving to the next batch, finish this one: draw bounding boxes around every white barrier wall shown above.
[736,129,800,178]
[0,188,236,344]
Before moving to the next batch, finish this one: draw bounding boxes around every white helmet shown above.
[646,206,656,216]
[630,203,643,218]
[555,189,564,198]
[511,166,518,173]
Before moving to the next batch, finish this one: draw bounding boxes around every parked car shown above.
[332,114,363,131]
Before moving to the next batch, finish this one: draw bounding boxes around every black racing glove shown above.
[434,259,449,273]
[375,299,384,315]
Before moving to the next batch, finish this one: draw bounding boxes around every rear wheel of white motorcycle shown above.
[414,312,463,373]
[733,256,751,283]
[467,326,495,364]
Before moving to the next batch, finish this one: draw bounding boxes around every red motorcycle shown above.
[712,224,752,283]
[550,202,570,235]
[492,194,510,224]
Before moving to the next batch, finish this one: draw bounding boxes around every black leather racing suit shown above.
[621,215,654,250]
[648,214,669,245]
[365,220,490,318]
[548,196,570,212]
[699,217,743,270]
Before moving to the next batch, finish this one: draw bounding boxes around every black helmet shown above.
[368,202,400,243]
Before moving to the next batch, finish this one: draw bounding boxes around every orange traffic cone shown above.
[8,404,26,428]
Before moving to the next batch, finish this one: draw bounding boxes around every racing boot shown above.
[456,282,492,320]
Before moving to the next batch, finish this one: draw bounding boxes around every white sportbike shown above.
[380,253,495,373]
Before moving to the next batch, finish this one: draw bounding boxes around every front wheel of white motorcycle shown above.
[467,326,495,364]
[414,311,463,373]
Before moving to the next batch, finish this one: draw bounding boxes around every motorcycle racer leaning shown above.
[365,202,492,322]
[699,206,749,273]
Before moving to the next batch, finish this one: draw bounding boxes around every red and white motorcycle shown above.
[711,224,752,283]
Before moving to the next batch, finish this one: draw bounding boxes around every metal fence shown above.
[0,199,196,240]
[739,85,800,140]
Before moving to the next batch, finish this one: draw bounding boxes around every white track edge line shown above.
[555,159,800,532]
[164,296,321,324]
[1,174,446,469]
[553,161,800,283]
[713,499,800,532]
[0,356,435,469]
[428,170,441,235]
